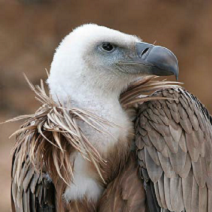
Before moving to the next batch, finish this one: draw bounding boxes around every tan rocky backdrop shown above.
[0,0,212,211]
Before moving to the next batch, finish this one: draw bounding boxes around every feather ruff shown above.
[7,75,181,186]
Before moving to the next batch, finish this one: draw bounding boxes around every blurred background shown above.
[0,0,212,211]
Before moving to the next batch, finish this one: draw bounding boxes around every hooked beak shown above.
[117,42,179,80]
[136,42,179,80]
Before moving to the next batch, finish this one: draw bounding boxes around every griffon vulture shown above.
[10,24,212,212]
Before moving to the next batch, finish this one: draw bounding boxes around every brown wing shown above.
[135,87,212,212]
[98,153,148,212]
[11,145,56,212]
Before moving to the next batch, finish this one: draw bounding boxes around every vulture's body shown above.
[10,24,212,212]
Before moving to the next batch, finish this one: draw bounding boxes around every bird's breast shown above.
[79,105,133,154]
[63,95,134,203]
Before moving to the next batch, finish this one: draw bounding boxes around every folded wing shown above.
[11,143,56,212]
[135,87,212,212]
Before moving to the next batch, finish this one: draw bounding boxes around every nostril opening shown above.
[141,48,149,56]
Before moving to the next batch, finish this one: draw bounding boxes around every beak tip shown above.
[173,64,179,81]
[172,65,179,81]
[146,45,179,80]
[176,70,179,81]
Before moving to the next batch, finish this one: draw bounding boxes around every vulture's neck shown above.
[68,85,132,145]
[50,78,132,204]
[69,87,123,120]
[57,81,133,203]
[49,71,132,149]
[57,81,131,135]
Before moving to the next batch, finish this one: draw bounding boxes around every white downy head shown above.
[47,24,141,106]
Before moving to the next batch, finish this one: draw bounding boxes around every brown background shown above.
[0,0,212,211]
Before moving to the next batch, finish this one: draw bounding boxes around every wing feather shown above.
[158,175,167,208]
[199,186,207,212]
[164,175,173,211]
[145,148,163,182]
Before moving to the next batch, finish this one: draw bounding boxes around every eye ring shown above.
[100,42,116,52]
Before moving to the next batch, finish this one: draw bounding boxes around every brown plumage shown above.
[9,75,181,212]
[10,75,212,211]
[135,87,212,212]
[98,153,148,212]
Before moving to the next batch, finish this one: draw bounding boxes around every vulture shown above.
[10,24,212,212]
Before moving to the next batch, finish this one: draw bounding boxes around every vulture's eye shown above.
[101,42,116,52]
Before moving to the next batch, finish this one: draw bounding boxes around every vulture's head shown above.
[47,24,178,104]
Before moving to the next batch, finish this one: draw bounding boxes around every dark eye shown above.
[101,42,115,52]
